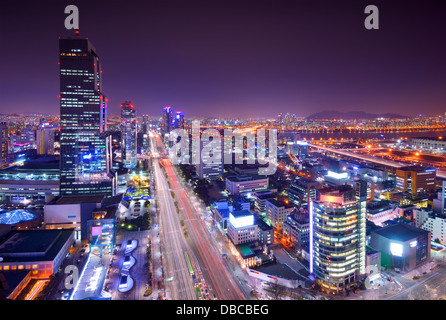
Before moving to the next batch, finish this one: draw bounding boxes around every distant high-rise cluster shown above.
[161,106,184,136]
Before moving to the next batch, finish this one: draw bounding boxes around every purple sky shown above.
[1,0,446,119]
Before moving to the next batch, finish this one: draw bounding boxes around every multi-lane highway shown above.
[150,134,197,300]
[150,132,247,300]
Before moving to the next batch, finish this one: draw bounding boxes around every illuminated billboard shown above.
[326,170,348,180]
[390,242,403,256]
[229,212,254,229]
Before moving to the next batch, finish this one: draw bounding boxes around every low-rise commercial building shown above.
[0,228,75,279]
[366,200,397,227]
[369,223,430,272]
[0,156,59,202]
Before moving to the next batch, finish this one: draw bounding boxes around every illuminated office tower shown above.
[174,111,185,129]
[0,123,8,168]
[309,185,363,294]
[395,165,436,195]
[120,101,137,169]
[59,37,114,197]
[36,126,55,155]
[161,106,173,135]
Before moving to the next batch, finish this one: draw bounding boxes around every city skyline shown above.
[1,0,446,118]
[2,0,446,306]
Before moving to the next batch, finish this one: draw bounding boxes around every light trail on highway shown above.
[150,134,197,300]
[152,131,247,300]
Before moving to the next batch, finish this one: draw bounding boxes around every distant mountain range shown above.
[306,110,409,120]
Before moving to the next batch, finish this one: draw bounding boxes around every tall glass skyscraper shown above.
[59,37,114,197]
[161,106,172,136]
[120,101,137,169]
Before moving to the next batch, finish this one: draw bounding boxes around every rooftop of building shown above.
[215,208,230,219]
[292,177,318,185]
[254,216,273,231]
[0,228,75,263]
[237,244,256,258]
[287,209,310,224]
[0,156,59,172]
[367,200,394,213]
[266,198,294,208]
[253,191,276,200]
[250,262,309,281]
[372,222,428,242]
[49,195,105,206]
[230,210,253,218]
[102,194,124,207]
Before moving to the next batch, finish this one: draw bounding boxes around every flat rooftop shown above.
[266,198,294,208]
[53,195,105,205]
[372,223,428,242]
[0,229,74,263]
[251,262,308,281]
[230,210,253,218]
[226,174,268,182]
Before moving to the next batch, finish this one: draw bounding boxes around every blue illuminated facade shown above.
[59,37,114,197]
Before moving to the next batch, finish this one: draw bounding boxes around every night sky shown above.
[1,0,446,119]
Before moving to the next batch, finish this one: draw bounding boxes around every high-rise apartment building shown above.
[59,37,114,197]
[120,101,137,169]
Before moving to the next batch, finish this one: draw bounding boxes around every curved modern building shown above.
[310,185,365,294]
